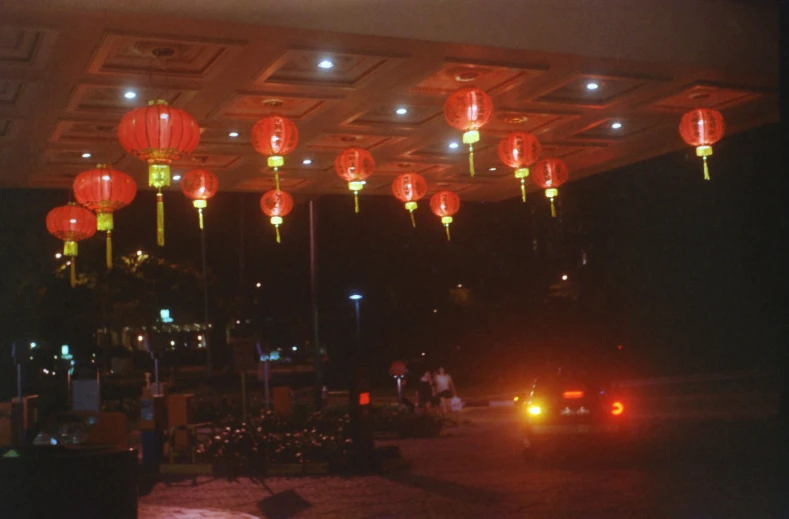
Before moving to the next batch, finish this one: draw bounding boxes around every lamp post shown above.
[349,292,363,354]
[347,291,373,469]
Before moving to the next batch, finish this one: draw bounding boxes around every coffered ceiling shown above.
[0,1,778,201]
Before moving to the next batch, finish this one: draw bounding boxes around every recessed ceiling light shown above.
[395,107,408,115]
[172,175,182,181]
[489,167,497,171]
[611,122,623,129]
[586,82,599,90]
[81,153,91,158]
[228,131,239,138]
[448,142,459,149]
[317,59,334,69]
[124,91,136,99]
[302,159,313,165]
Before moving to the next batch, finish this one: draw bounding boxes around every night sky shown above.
[0,122,783,391]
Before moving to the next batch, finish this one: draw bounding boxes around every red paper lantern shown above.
[430,190,461,241]
[532,158,569,218]
[260,189,294,243]
[181,168,219,230]
[679,108,725,181]
[73,164,136,270]
[118,100,201,246]
[335,147,375,213]
[46,203,97,288]
[392,173,428,228]
[251,115,299,189]
[444,87,494,177]
[498,132,541,202]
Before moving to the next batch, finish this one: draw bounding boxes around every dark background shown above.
[0,122,782,395]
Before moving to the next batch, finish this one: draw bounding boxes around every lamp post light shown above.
[347,290,373,469]
[349,292,363,353]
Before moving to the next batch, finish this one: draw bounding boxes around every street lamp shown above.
[348,292,363,353]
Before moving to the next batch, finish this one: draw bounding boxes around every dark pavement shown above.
[141,407,778,518]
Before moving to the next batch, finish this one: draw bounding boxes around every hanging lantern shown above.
[181,168,219,230]
[260,189,294,243]
[444,87,494,178]
[73,164,136,270]
[335,147,375,213]
[392,172,428,228]
[251,115,299,190]
[118,100,200,246]
[498,132,541,202]
[46,203,97,288]
[532,158,569,218]
[679,108,725,181]
[430,190,460,241]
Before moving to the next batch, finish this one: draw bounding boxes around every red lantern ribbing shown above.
[46,203,97,288]
[444,87,494,177]
[430,190,461,241]
[392,173,428,228]
[181,168,219,230]
[679,108,725,181]
[251,115,299,190]
[335,147,375,213]
[73,164,136,270]
[498,132,541,202]
[260,189,294,243]
[118,100,201,246]
[532,158,569,218]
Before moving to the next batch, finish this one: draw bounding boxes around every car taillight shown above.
[611,401,624,416]
[562,390,584,399]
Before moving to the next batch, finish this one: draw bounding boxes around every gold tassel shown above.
[354,192,360,214]
[468,145,475,178]
[198,208,204,230]
[520,180,527,203]
[106,231,113,270]
[445,224,451,241]
[275,225,281,243]
[410,211,416,228]
[156,191,165,247]
[550,199,557,218]
[70,259,76,288]
[703,157,710,181]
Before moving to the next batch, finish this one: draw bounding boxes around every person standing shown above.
[416,371,435,409]
[434,366,456,413]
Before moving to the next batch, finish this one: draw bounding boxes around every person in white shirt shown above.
[433,366,456,413]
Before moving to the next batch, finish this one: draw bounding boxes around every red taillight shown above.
[562,390,584,399]
[611,401,624,415]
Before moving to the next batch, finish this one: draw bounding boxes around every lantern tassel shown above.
[275,225,281,244]
[70,259,76,288]
[354,192,360,214]
[702,156,710,181]
[468,145,475,178]
[156,191,165,247]
[520,180,527,203]
[198,208,204,230]
[550,199,557,218]
[445,224,451,241]
[106,231,113,271]
[409,211,416,228]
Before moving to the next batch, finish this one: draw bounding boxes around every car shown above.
[519,368,627,459]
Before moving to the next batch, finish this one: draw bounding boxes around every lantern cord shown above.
[274,169,280,192]
[156,191,165,247]
[354,192,360,214]
[275,225,281,244]
[70,258,76,288]
[409,211,416,228]
[106,231,113,270]
[198,207,204,230]
[520,180,527,203]
[468,144,475,178]
[702,156,710,181]
[550,198,557,218]
[445,224,451,242]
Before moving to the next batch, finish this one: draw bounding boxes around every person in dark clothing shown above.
[417,370,436,409]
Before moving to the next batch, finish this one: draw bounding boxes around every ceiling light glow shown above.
[611,122,622,129]
[81,153,91,158]
[318,60,334,69]
[124,91,137,99]
[395,107,408,115]
[228,131,239,138]
[586,82,599,90]
[448,142,459,149]
[302,159,313,165]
